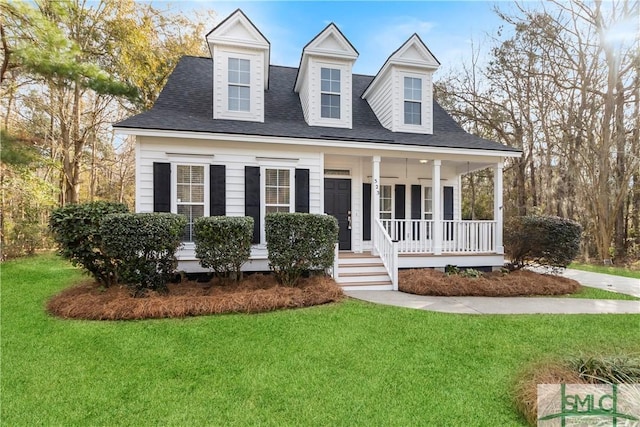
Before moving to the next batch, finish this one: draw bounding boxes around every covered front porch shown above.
[324,152,510,290]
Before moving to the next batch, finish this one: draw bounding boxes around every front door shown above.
[324,178,351,250]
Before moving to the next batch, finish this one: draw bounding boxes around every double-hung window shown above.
[379,185,392,220]
[423,187,433,220]
[265,169,291,213]
[176,165,205,241]
[321,67,341,119]
[404,77,422,125]
[228,58,250,112]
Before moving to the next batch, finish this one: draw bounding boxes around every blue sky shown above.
[181,1,522,76]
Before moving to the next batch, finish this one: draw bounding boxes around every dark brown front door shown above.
[325,178,351,250]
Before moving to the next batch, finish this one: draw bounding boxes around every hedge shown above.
[265,213,338,286]
[49,201,129,287]
[194,216,253,282]
[101,213,186,296]
[504,214,582,269]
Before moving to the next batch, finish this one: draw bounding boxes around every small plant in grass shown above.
[568,354,640,384]
[194,216,253,282]
[266,213,338,286]
[514,353,640,425]
[49,201,129,287]
[101,213,186,296]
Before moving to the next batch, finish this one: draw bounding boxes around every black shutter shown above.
[295,169,309,213]
[153,162,171,213]
[245,166,260,243]
[444,186,454,220]
[394,185,406,240]
[210,165,226,216]
[363,183,371,241]
[394,185,406,219]
[411,185,421,219]
[444,186,454,241]
[411,185,422,240]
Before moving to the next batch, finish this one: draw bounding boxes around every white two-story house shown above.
[114,9,521,290]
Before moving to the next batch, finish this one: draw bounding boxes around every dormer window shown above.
[404,77,422,125]
[321,67,341,119]
[228,58,250,112]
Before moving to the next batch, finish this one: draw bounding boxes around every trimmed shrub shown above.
[266,213,338,286]
[194,216,253,282]
[504,215,582,269]
[101,213,186,296]
[49,201,129,286]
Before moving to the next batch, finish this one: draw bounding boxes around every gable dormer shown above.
[206,9,270,123]
[294,24,358,129]
[362,34,440,134]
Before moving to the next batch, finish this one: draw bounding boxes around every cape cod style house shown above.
[114,9,521,290]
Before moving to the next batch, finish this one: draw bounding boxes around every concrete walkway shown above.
[345,270,640,315]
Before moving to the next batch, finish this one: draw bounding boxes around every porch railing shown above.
[373,219,398,290]
[380,219,497,254]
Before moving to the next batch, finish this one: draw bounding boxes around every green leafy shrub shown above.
[194,216,253,282]
[504,215,582,269]
[49,201,129,286]
[266,213,338,286]
[101,213,186,296]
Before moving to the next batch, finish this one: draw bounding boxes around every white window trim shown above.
[312,60,351,128]
[423,186,433,220]
[395,70,428,133]
[379,184,393,220]
[171,162,210,247]
[228,57,251,112]
[216,50,262,121]
[320,67,341,119]
[259,166,295,244]
[403,76,422,126]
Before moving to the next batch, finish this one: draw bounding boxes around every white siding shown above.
[364,68,393,130]
[212,46,265,122]
[137,136,322,261]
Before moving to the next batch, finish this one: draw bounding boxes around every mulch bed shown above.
[399,269,580,297]
[47,274,344,320]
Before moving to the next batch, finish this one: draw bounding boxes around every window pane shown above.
[404,101,421,125]
[321,94,340,119]
[191,185,204,203]
[331,68,340,81]
[177,184,189,203]
[191,166,204,184]
[177,165,189,184]
[321,79,330,92]
[278,169,290,186]
[278,187,290,204]
[238,86,250,101]
[321,67,330,80]
[265,169,278,186]
[265,187,277,204]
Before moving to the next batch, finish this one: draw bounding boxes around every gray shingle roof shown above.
[114,56,520,153]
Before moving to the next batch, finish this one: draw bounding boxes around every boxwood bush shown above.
[101,213,186,296]
[194,216,253,282]
[504,214,582,270]
[49,201,129,287]
[265,213,338,286]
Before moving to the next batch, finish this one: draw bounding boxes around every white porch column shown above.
[494,161,504,254]
[432,160,442,255]
[372,156,381,255]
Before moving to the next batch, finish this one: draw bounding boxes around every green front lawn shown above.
[569,262,640,279]
[2,255,639,426]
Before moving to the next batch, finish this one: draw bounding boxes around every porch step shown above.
[335,252,392,289]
